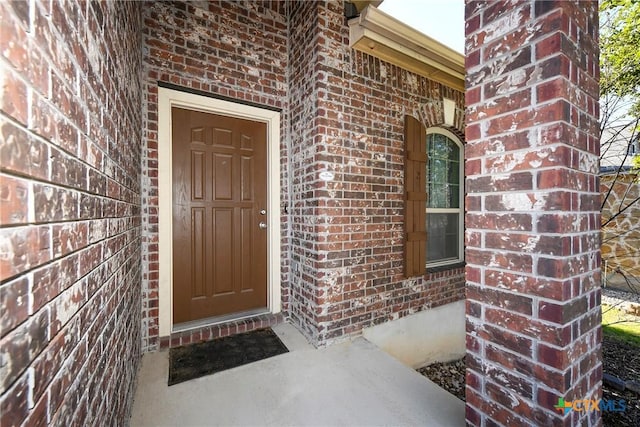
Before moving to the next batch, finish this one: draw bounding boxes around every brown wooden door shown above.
[172,107,268,324]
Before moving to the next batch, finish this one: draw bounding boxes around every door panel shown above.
[191,208,205,298]
[172,107,268,324]
[191,151,205,200]
[213,154,233,200]
[213,208,233,295]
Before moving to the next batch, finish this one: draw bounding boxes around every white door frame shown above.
[157,86,281,337]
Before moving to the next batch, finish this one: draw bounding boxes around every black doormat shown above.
[168,327,288,386]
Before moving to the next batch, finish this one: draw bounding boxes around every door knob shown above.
[259,222,267,229]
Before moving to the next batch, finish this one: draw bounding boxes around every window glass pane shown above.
[449,184,459,207]
[432,159,445,183]
[449,142,460,162]
[429,183,445,207]
[432,134,448,158]
[426,213,459,262]
[448,161,460,185]
[426,133,460,209]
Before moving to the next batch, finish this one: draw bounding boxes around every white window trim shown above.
[425,127,464,268]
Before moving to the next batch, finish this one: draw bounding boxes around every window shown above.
[627,135,639,156]
[403,115,464,277]
[425,129,464,267]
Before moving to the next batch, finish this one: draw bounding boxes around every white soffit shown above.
[349,6,465,92]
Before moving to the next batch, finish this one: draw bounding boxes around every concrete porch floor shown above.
[130,323,464,426]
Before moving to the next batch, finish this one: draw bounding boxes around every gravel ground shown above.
[417,288,639,425]
[602,335,640,426]
[603,287,640,316]
[417,357,466,401]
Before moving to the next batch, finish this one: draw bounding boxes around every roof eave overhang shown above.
[348,6,465,92]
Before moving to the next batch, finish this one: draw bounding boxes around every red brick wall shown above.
[0,1,143,425]
[141,0,465,349]
[287,1,465,344]
[287,0,322,342]
[465,1,602,425]
[140,0,290,351]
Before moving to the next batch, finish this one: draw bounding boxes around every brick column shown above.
[464,1,601,425]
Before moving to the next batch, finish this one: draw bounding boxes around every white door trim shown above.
[157,86,281,337]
